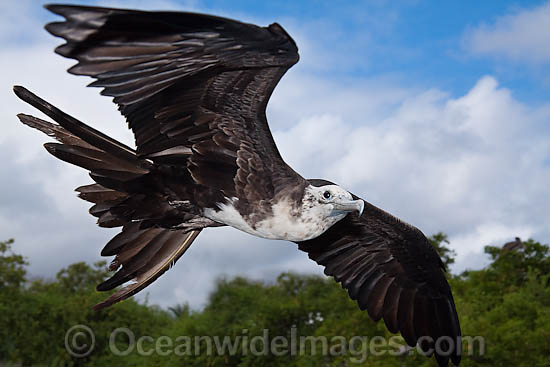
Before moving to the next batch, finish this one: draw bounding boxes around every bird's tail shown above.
[14,86,201,309]
[14,86,150,195]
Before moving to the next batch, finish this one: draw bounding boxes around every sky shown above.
[1,0,549,309]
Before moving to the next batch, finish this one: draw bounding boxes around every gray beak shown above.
[333,199,364,216]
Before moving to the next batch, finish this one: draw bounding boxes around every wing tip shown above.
[267,22,297,48]
[92,294,120,311]
[43,142,59,155]
[44,3,101,16]
[43,3,60,14]
[91,302,107,311]
[16,112,35,126]
[13,85,32,102]
[92,282,138,311]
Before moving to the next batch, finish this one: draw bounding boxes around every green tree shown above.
[5,259,171,366]
[2,234,549,367]
[0,239,28,361]
[452,239,550,367]
[168,303,191,319]
[56,260,109,294]
[428,232,456,269]
[0,238,27,290]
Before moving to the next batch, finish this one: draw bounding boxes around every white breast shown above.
[203,195,346,242]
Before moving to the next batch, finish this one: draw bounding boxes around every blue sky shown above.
[1,0,549,309]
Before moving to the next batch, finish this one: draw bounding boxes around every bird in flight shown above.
[14,4,461,366]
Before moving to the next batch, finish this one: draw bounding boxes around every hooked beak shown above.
[333,198,364,216]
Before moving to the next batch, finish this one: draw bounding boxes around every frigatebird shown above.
[14,4,461,366]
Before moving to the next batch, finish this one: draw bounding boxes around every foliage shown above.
[0,236,548,366]
[0,238,27,290]
[450,239,550,367]
[168,303,191,319]
[428,232,456,269]
[0,239,28,361]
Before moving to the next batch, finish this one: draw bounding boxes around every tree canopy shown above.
[0,235,548,366]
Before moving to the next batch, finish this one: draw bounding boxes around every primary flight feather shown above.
[14,4,461,366]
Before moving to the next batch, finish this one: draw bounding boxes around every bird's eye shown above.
[323,191,332,199]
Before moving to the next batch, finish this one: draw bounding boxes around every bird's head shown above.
[305,179,364,223]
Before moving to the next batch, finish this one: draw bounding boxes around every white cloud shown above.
[464,2,550,64]
[273,75,550,274]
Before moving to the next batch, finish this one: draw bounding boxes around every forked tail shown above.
[14,86,201,309]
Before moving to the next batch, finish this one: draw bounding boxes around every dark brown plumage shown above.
[14,4,461,366]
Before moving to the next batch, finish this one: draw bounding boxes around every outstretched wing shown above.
[296,198,462,367]
[45,4,303,207]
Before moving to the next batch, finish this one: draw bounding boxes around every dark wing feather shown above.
[297,198,462,367]
[93,228,200,310]
[45,5,304,208]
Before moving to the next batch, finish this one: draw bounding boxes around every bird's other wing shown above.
[45,4,304,208]
[296,197,462,367]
